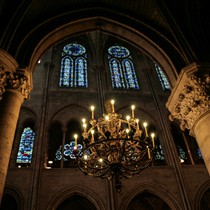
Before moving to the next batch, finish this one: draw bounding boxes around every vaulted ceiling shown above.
[0,0,209,70]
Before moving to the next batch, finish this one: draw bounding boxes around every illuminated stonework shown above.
[0,67,32,99]
[167,63,210,133]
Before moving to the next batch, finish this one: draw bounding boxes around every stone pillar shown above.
[166,63,210,174]
[0,49,32,204]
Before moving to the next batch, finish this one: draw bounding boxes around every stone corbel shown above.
[166,63,210,136]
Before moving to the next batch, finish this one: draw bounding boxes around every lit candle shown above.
[126,128,130,137]
[90,106,95,119]
[147,146,151,159]
[82,118,86,124]
[74,134,78,148]
[105,115,109,121]
[143,122,148,137]
[83,123,87,132]
[126,115,131,130]
[91,130,95,143]
[111,100,115,113]
[126,128,129,134]
[131,105,135,118]
[151,133,155,148]
[136,119,139,130]
[98,158,103,163]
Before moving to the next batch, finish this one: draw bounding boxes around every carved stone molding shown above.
[170,73,210,130]
[0,67,32,100]
[166,63,210,133]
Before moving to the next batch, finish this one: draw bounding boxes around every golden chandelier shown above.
[73,100,155,190]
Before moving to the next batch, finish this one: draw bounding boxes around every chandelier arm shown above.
[119,139,126,163]
[78,161,112,178]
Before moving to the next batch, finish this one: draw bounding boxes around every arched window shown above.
[154,62,171,91]
[50,120,83,168]
[108,45,139,89]
[16,127,35,167]
[148,124,166,166]
[59,43,88,87]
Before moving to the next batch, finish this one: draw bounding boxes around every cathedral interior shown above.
[0,0,210,209]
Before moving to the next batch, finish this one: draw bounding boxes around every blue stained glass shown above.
[16,127,35,164]
[63,43,86,56]
[75,57,88,87]
[108,45,139,89]
[155,144,165,160]
[108,46,130,58]
[55,141,83,160]
[122,59,139,89]
[178,146,187,162]
[59,43,87,88]
[197,148,203,159]
[109,58,125,88]
[60,57,73,87]
[154,63,171,91]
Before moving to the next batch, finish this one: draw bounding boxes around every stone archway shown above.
[195,180,210,210]
[47,186,106,210]
[28,17,178,87]
[126,191,171,210]
[120,183,182,210]
[0,186,23,210]
[56,194,97,210]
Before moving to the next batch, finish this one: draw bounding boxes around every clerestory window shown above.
[108,45,139,89]
[154,63,171,91]
[59,43,88,88]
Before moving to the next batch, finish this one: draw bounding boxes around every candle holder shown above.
[74,100,155,191]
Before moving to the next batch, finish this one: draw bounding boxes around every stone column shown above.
[166,62,210,174]
[0,49,32,204]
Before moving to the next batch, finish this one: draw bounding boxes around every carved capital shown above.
[0,67,32,100]
[0,49,19,97]
[166,63,210,132]
[0,64,7,95]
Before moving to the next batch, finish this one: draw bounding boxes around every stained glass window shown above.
[55,141,83,161]
[59,43,87,87]
[154,63,171,91]
[178,146,187,163]
[197,148,203,159]
[108,45,139,89]
[16,127,35,165]
[155,144,165,161]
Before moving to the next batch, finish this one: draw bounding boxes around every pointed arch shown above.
[108,45,139,89]
[59,43,88,88]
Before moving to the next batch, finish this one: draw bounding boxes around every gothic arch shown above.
[194,180,210,210]
[119,183,182,210]
[46,185,106,210]
[1,185,24,210]
[18,106,37,128]
[49,103,89,128]
[29,18,178,87]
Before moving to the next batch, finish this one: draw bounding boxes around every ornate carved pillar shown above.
[0,49,32,204]
[166,63,210,174]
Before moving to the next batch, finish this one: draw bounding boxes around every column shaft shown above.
[193,112,210,174]
[0,90,23,204]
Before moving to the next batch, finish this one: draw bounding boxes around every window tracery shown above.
[108,45,139,89]
[59,43,87,87]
